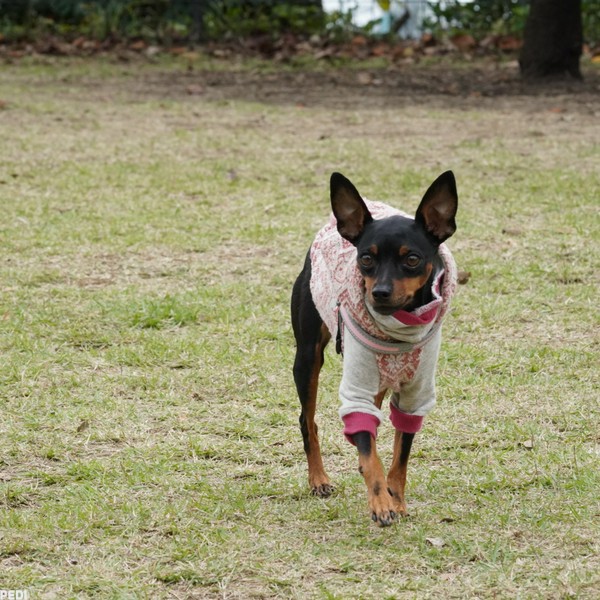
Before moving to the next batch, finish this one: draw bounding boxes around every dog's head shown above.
[330,171,458,315]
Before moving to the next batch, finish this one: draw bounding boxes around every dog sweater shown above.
[309,200,457,442]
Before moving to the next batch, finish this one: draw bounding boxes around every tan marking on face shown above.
[390,263,433,307]
[369,244,378,255]
[399,246,410,257]
[363,276,376,298]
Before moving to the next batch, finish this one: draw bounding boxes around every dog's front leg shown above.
[386,430,415,517]
[352,431,397,526]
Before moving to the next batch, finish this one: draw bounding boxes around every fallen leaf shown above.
[502,227,524,236]
[314,48,334,60]
[457,271,471,285]
[129,40,146,52]
[186,85,204,95]
[211,48,231,59]
[371,43,390,57]
[450,34,476,52]
[522,439,534,449]
[556,276,583,285]
[77,420,89,433]
[497,35,522,51]
[426,537,446,548]
[351,35,368,47]
[421,33,435,47]
[182,51,201,62]
[356,72,374,86]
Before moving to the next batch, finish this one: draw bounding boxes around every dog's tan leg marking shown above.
[357,435,398,526]
[386,430,414,517]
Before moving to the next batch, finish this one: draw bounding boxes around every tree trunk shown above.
[519,0,583,79]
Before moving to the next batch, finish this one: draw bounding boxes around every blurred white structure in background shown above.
[322,1,452,39]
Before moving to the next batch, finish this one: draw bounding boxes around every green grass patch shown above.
[0,57,599,598]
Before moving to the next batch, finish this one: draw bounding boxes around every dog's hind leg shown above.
[292,254,332,497]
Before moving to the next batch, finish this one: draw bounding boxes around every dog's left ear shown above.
[330,172,373,244]
[415,171,458,244]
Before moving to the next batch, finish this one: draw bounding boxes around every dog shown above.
[291,171,458,526]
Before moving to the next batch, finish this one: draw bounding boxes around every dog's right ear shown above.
[330,172,373,244]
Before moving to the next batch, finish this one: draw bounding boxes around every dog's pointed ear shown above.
[330,172,373,244]
[415,171,458,244]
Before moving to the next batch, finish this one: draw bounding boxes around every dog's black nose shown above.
[371,284,392,301]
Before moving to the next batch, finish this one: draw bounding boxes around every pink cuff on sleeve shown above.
[342,412,380,445]
[389,403,424,434]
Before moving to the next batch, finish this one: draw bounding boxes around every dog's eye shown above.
[405,254,421,268]
[359,254,374,268]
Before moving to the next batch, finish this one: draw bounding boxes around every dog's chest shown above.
[309,200,458,392]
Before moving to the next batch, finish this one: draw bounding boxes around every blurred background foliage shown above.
[0,1,598,44]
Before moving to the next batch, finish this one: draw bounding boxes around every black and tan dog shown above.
[291,171,458,526]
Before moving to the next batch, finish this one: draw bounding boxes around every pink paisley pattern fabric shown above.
[310,199,457,393]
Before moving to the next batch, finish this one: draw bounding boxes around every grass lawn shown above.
[0,54,599,598]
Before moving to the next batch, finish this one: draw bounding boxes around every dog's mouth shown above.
[369,297,412,316]
[370,303,401,316]
[367,294,413,316]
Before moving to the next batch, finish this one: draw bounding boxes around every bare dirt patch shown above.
[130,60,600,111]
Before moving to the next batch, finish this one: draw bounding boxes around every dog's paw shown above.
[311,483,334,498]
[371,509,397,527]
[368,493,398,527]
